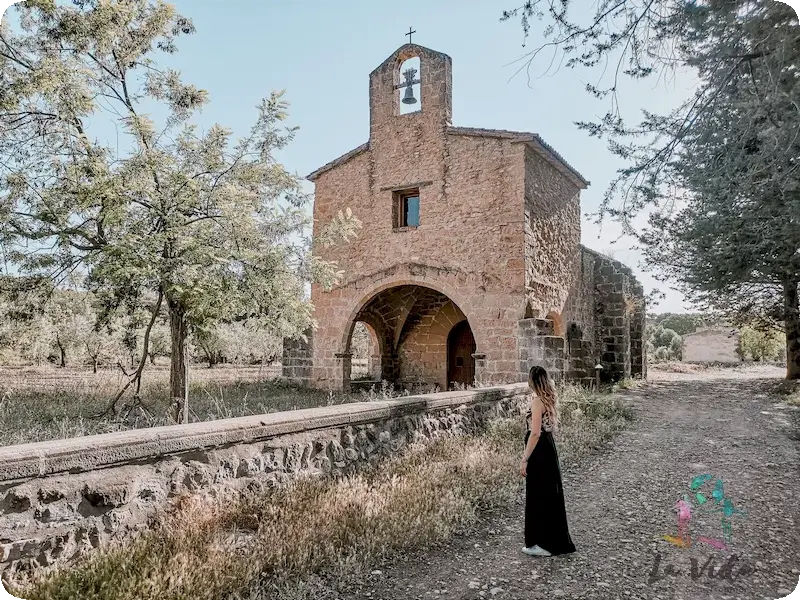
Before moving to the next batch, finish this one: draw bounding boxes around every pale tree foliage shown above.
[737,326,784,361]
[44,288,87,367]
[501,0,800,378]
[0,0,361,417]
[0,282,133,370]
[144,320,169,364]
[0,275,53,364]
[646,324,682,362]
[192,321,283,367]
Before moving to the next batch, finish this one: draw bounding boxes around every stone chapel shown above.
[283,43,647,392]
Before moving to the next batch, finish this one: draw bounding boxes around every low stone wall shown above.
[0,384,527,580]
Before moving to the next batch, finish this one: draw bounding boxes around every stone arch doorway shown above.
[344,284,474,392]
[447,320,476,389]
[349,321,381,382]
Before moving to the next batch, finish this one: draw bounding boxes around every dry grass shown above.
[649,360,785,374]
[12,383,634,600]
[770,378,800,406]
[609,377,647,392]
[649,361,709,373]
[0,365,354,447]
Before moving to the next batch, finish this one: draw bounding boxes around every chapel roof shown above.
[306,127,589,188]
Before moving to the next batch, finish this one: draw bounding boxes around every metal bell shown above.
[402,84,417,105]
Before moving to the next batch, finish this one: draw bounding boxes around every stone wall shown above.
[523,146,582,317]
[563,247,599,344]
[518,248,647,386]
[0,384,526,580]
[590,252,645,383]
[516,318,566,383]
[281,329,313,386]
[395,299,463,390]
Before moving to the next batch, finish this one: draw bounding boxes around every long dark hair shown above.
[528,365,558,430]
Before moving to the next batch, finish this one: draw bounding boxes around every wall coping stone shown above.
[0,384,528,483]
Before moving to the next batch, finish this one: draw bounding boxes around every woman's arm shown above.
[520,396,543,477]
[523,397,543,460]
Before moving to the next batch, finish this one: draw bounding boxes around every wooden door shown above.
[447,320,476,389]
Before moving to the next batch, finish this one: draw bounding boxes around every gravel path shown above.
[335,367,799,600]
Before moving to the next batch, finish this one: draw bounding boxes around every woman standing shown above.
[519,365,576,557]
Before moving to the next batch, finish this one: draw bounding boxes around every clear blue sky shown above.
[2,0,700,313]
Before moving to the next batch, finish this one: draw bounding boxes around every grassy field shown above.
[11,382,634,600]
[0,365,358,447]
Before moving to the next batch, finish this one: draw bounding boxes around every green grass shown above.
[11,382,634,600]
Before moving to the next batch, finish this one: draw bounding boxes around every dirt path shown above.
[333,367,799,600]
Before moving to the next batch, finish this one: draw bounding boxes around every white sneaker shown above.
[521,545,552,557]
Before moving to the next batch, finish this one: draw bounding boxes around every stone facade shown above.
[0,384,526,580]
[682,328,741,363]
[286,43,646,391]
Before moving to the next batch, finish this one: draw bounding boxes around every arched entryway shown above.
[447,320,476,389]
[349,321,381,382]
[344,284,476,392]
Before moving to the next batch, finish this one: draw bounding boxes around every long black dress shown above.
[523,406,576,555]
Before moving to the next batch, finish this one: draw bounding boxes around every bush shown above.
[737,326,784,362]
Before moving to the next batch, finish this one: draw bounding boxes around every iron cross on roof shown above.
[406,27,416,44]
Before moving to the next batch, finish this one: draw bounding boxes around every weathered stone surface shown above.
[0,384,526,579]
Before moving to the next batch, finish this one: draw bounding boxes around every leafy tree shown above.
[0,275,53,363]
[82,321,124,372]
[659,314,699,336]
[639,3,800,377]
[652,326,680,351]
[669,335,683,361]
[737,326,784,362]
[44,289,87,368]
[0,0,360,416]
[194,328,225,369]
[646,324,682,361]
[145,321,170,365]
[501,0,800,378]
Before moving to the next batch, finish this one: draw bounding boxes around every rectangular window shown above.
[394,188,420,229]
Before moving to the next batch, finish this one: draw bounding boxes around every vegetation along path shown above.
[335,367,799,600]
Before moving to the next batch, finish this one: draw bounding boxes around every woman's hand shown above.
[519,457,527,477]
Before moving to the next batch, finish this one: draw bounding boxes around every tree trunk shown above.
[168,299,189,421]
[92,358,98,374]
[56,335,66,368]
[784,278,800,380]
